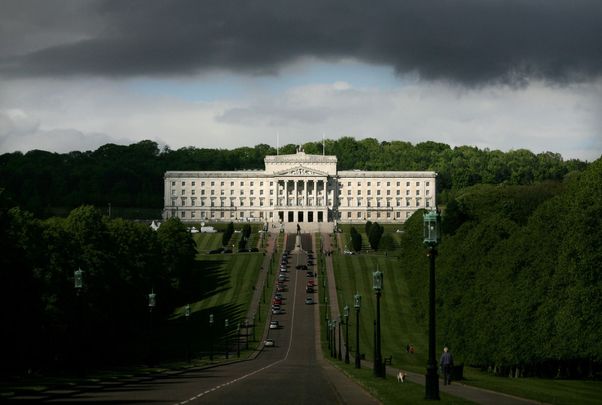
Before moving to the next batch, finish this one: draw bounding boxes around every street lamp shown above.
[344,305,350,364]
[147,289,157,366]
[252,312,256,342]
[354,293,361,369]
[209,313,214,361]
[326,315,330,349]
[73,268,84,374]
[337,315,342,361]
[185,304,191,363]
[373,269,385,378]
[424,209,441,400]
[331,320,337,358]
[225,318,229,359]
[237,323,241,358]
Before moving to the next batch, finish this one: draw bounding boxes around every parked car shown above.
[269,320,279,329]
[306,286,314,293]
[305,296,314,305]
[344,250,355,255]
[273,298,282,305]
[272,307,283,315]
[264,339,275,347]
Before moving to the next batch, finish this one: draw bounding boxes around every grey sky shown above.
[0,0,600,160]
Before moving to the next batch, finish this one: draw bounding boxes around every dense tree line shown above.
[0,201,197,374]
[0,138,589,217]
[399,158,602,378]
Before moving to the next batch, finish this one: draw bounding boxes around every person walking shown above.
[440,346,454,385]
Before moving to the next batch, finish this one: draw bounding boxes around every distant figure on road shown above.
[440,346,454,385]
[296,224,301,234]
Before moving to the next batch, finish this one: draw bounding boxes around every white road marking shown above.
[174,252,301,404]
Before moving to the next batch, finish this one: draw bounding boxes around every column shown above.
[323,178,327,207]
[294,179,298,206]
[303,179,308,207]
[274,179,279,207]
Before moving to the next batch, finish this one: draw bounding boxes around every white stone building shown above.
[163,149,436,224]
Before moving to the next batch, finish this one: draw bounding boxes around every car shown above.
[273,298,282,305]
[280,267,287,273]
[271,304,281,310]
[269,320,279,329]
[306,271,314,277]
[307,280,315,286]
[278,275,287,282]
[344,250,355,255]
[306,286,314,293]
[296,264,308,270]
[305,296,314,305]
[276,285,285,292]
[274,292,283,299]
[272,307,283,315]
[264,339,275,347]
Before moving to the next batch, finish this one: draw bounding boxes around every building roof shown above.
[264,151,337,164]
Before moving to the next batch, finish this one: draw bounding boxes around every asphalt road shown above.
[45,234,346,405]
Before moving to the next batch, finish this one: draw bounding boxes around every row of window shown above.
[171,179,431,188]
[172,196,430,208]
[172,209,413,220]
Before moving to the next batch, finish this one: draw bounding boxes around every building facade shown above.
[163,149,436,224]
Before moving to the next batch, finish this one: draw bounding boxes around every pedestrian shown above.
[440,346,454,385]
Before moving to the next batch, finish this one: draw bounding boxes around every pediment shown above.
[275,165,328,177]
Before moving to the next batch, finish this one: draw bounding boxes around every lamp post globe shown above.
[354,293,361,369]
[423,209,441,400]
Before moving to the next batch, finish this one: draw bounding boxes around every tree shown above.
[368,222,384,250]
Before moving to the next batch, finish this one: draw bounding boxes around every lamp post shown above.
[252,312,256,342]
[74,268,84,374]
[237,323,241,358]
[373,269,385,378]
[354,293,361,369]
[344,305,350,364]
[331,320,337,358]
[225,318,229,359]
[424,209,441,400]
[185,304,191,363]
[245,319,249,350]
[209,313,214,361]
[148,289,157,366]
[337,315,342,361]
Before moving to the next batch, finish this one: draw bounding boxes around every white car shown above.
[344,250,355,255]
[269,320,279,329]
[264,339,275,347]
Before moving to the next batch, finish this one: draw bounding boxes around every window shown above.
[367,190,371,195]
[397,190,400,195]
[220,212,224,218]
[377,182,380,186]
[240,181,244,186]
[347,212,352,218]
[260,189,264,195]
[181,189,185,195]
[397,211,401,218]
[250,181,254,186]
[230,190,234,195]
[191,189,196,195]
[250,190,254,195]
[191,211,196,218]
[347,190,351,195]
[192,181,195,186]
[387,182,390,186]
[210,190,214,195]
[221,190,224,195]
[357,212,362,218]
[171,181,175,186]
[270,181,273,186]
[377,190,381,195]
[358,190,362,195]
[171,190,176,196]
[406,190,410,195]
[240,190,244,195]
[426,181,430,187]
[396,182,400,186]
[270,190,274,195]
[358,182,361,186]
[426,200,430,207]
[211,181,215,186]
[348,182,351,186]
[416,190,420,196]
[181,211,185,218]
[386,190,390,195]
[260,181,263,186]
[182,181,186,186]
[201,181,205,186]
[406,182,410,187]
[416,182,420,186]
[231,181,234,186]
[367,181,371,186]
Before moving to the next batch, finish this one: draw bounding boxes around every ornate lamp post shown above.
[185,304,191,363]
[148,289,157,366]
[237,323,241,358]
[337,315,342,361]
[344,305,350,364]
[354,293,361,369]
[424,209,441,400]
[373,269,385,378]
[225,318,229,359]
[74,268,84,374]
[209,313,214,361]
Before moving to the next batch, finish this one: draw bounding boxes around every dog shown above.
[396,370,407,383]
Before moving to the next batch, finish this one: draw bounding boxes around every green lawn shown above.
[193,232,223,252]
[331,250,602,405]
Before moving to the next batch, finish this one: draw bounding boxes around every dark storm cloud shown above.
[1,0,601,85]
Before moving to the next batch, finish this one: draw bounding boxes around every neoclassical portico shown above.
[163,149,436,224]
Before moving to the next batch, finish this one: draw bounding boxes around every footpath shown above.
[320,232,545,405]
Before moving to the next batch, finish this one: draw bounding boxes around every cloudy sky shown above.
[0,0,600,161]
